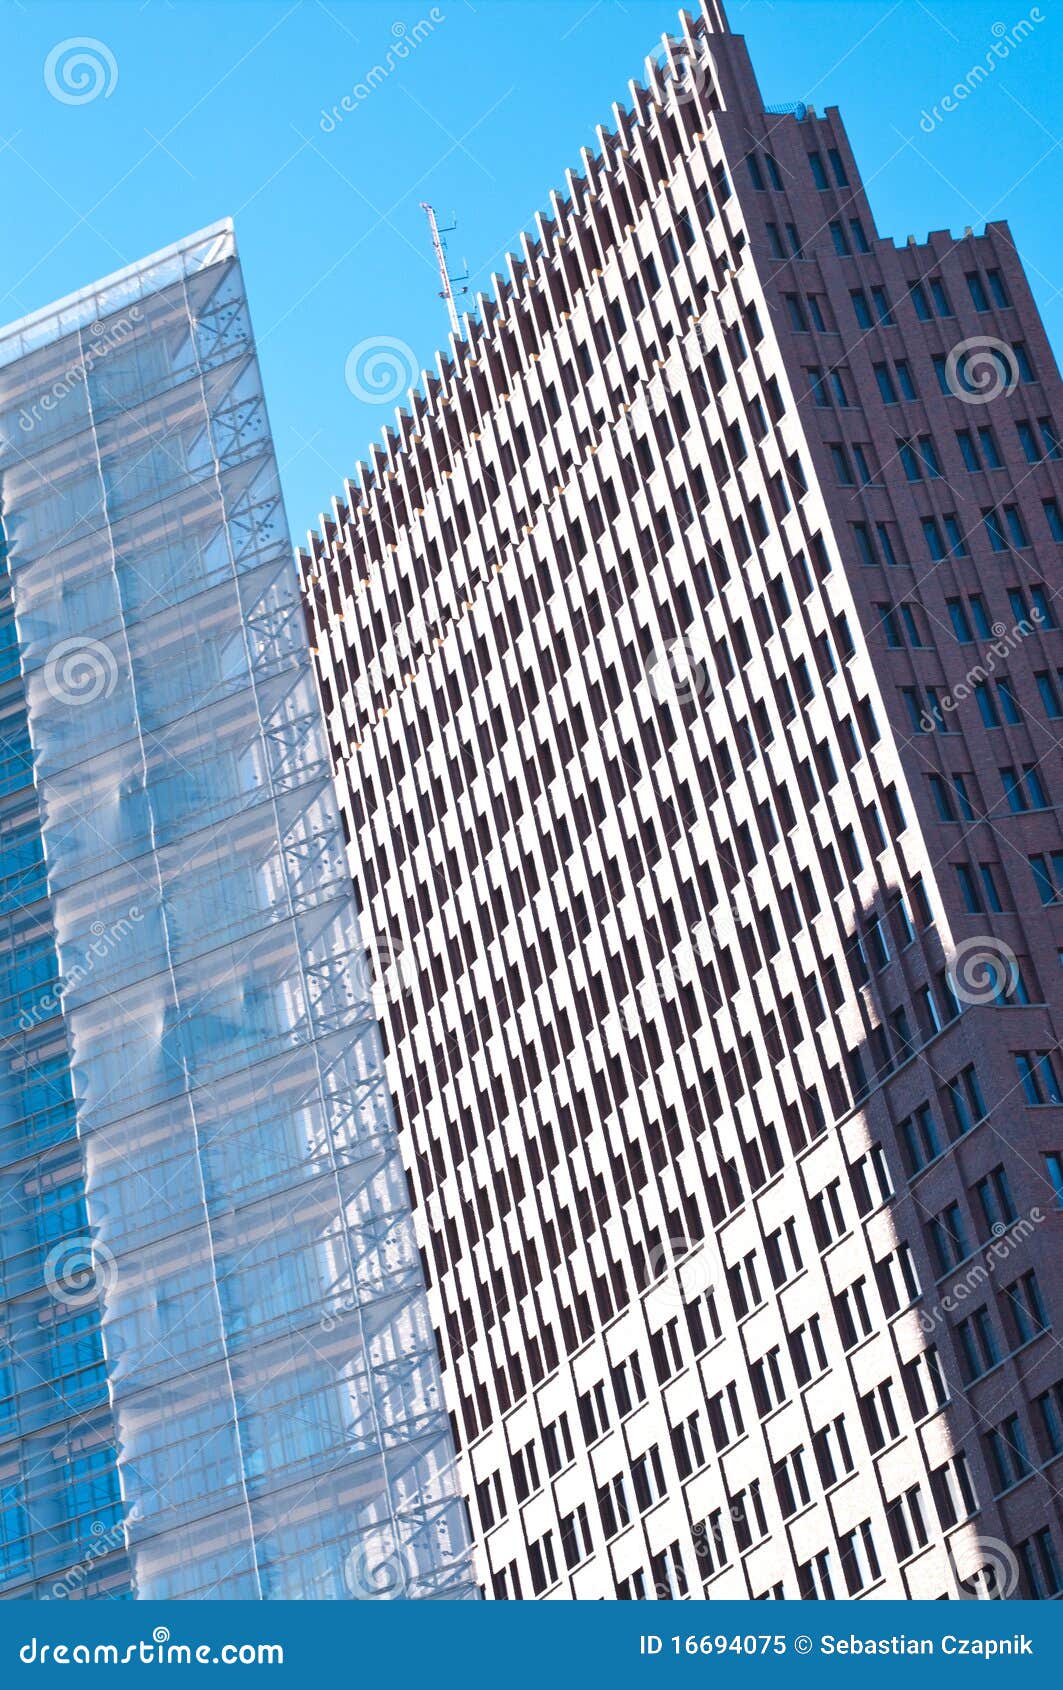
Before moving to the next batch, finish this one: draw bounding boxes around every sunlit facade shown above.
[0,224,474,1600]
[302,2,1063,1602]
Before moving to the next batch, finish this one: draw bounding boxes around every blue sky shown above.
[2,0,1061,541]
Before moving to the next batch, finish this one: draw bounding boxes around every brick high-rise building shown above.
[301,2,1063,1600]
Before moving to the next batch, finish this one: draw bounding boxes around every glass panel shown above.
[0,232,473,1600]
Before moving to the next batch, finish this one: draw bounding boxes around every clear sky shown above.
[2,0,1061,542]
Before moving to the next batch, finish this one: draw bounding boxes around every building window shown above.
[988,268,1011,307]
[1044,498,1063,542]
[829,147,849,186]
[1034,671,1063,717]
[631,1444,667,1511]
[1030,851,1063,904]
[1034,1382,1063,1455]
[560,1504,593,1570]
[1013,341,1035,382]
[955,1306,999,1380]
[930,1453,977,1527]
[900,1104,941,1173]
[649,1541,689,1599]
[985,1415,1031,1492]
[1009,583,1055,627]
[1003,1269,1049,1346]
[1018,1530,1063,1598]
[1015,1051,1063,1105]
[1000,764,1049,812]
[973,1164,1016,1235]
[930,276,953,315]
[772,1445,812,1517]
[729,1480,768,1552]
[943,1064,988,1136]
[528,1530,558,1594]
[813,1415,854,1486]
[798,1549,835,1599]
[967,271,990,312]
[839,1520,881,1593]
[886,1486,929,1561]
[928,1201,970,1274]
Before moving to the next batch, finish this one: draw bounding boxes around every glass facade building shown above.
[0,223,474,1600]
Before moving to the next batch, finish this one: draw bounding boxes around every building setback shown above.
[0,225,474,1600]
[301,2,1063,1599]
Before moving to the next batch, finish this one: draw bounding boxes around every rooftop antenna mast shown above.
[420,202,468,336]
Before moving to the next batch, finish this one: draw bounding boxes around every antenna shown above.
[420,202,468,335]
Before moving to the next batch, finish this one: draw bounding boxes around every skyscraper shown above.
[0,223,474,1600]
[301,2,1063,1600]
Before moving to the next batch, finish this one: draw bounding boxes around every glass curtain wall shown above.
[0,224,474,1601]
